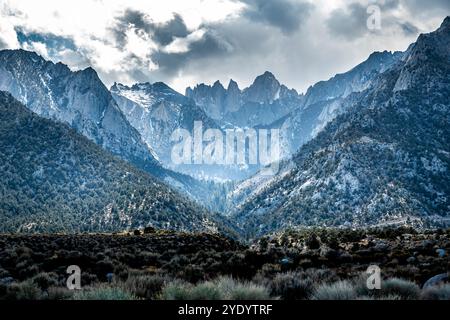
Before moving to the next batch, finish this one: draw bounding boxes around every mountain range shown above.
[186,71,302,128]
[230,16,450,238]
[0,17,449,237]
[0,90,234,234]
[0,49,220,207]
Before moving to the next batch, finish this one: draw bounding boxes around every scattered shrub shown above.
[72,285,136,300]
[189,282,223,300]
[313,281,357,300]
[46,286,73,300]
[380,278,420,300]
[159,281,192,300]
[306,234,321,250]
[215,277,272,300]
[7,281,42,300]
[123,274,168,300]
[32,272,59,290]
[144,227,156,234]
[159,277,272,300]
[271,272,314,300]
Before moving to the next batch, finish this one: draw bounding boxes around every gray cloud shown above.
[153,14,189,45]
[0,38,7,50]
[151,31,231,78]
[326,3,369,40]
[242,0,313,34]
[404,0,450,15]
[326,1,424,40]
[4,0,447,95]
[400,22,419,36]
[113,10,189,47]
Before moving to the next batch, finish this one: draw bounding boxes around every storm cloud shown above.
[326,3,370,40]
[113,10,189,47]
[242,0,313,34]
[326,1,422,40]
[0,0,448,93]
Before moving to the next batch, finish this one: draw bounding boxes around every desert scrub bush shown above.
[72,285,136,300]
[420,285,450,300]
[123,274,168,300]
[312,281,357,300]
[352,274,375,298]
[159,280,192,300]
[6,280,42,300]
[214,277,272,300]
[82,273,99,286]
[380,278,420,300]
[0,267,10,278]
[305,234,321,249]
[32,272,59,290]
[255,264,282,278]
[301,268,338,285]
[270,272,314,300]
[159,277,272,300]
[46,286,74,300]
[189,282,223,300]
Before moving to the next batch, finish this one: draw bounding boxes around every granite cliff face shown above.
[111,81,216,166]
[0,50,158,167]
[0,90,233,234]
[231,18,450,237]
[186,71,303,128]
[0,49,223,207]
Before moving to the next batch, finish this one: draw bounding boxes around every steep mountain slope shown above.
[0,49,157,169]
[232,17,450,238]
[186,54,403,162]
[0,91,233,234]
[272,50,405,158]
[0,49,221,207]
[186,72,303,127]
[111,81,216,167]
[229,51,408,206]
[112,81,276,181]
[303,50,404,107]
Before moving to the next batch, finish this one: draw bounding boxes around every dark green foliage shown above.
[123,274,168,300]
[270,272,314,300]
[0,91,221,234]
[0,228,448,300]
[380,278,420,300]
[234,26,450,238]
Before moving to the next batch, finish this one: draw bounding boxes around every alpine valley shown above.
[0,17,449,238]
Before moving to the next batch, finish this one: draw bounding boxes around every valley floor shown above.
[0,228,448,300]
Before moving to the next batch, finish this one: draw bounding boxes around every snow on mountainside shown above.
[303,50,404,107]
[272,50,405,159]
[112,81,271,181]
[0,49,219,207]
[0,90,236,235]
[230,50,408,203]
[0,50,157,168]
[186,54,403,163]
[186,71,303,128]
[111,81,216,166]
[232,17,450,238]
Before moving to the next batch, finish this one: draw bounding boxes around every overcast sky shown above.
[0,0,449,93]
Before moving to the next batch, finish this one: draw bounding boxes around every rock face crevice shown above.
[0,49,157,167]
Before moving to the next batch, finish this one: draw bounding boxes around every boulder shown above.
[423,273,449,289]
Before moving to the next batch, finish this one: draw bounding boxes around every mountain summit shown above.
[186,72,303,127]
[0,90,225,233]
[0,49,158,169]
[231,17,450,237]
